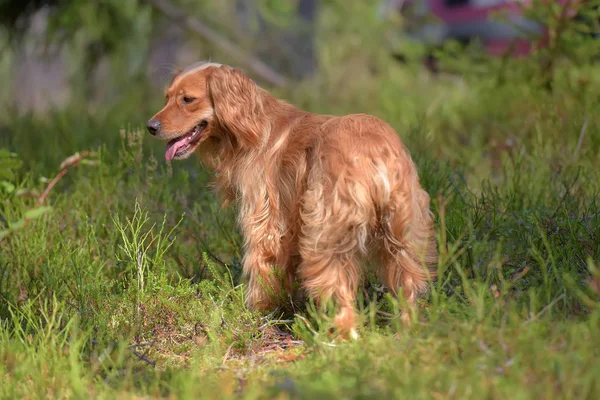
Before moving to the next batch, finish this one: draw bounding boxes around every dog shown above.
[147,62,438,339]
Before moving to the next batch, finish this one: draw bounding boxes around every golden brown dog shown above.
[147,62,437,338]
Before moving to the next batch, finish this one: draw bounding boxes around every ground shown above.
[1,53,600,399]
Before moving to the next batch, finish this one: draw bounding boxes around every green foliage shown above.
[0,148,22,194]
[0,0,599,398]
[0,149,52,240]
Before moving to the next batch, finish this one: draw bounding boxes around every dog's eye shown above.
[182,96,196,104]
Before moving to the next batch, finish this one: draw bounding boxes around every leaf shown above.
[0,149,17,158]
[0,157,22,169]
[0,180,16,194]
[0,148,22,181]
[80,159,100,166]
[0,168,15,181]
[24,206,53,220]
[9,219,25,230]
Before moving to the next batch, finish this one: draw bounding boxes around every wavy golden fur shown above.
[147,62,438,338]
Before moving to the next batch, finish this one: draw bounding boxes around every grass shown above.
[1,8,600,397]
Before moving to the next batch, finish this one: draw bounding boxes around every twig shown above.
[376,310,400,319]
[258,319,295,330]
[478,339,493,356]
[128,342,156,367]
[573,118,588,161]
[293,314,319,336]
[132,349,156,367]
[510,266,530,282]
[539,0,575,91]
[523,293,566,325]
[222,342,234,365]
[36,169,68,207]
[36,151,92,207]
[550,168,580,219]
[145,0,287,88]
[128,342,154,348]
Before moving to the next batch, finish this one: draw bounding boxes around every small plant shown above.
[113,200,182,327]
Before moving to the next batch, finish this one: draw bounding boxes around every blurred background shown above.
[0,0,599,182]
[0,0,597,113]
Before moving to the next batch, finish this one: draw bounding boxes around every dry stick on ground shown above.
[35,169,68,207]
[222,343,235,365]
[146,0,288,88]
[0,152,94,240]
[36,151,92,207]
[129,343,157,367]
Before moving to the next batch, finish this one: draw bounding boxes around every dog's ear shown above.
[207,66,268,148]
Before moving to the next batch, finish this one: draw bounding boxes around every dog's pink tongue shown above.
[165,139,186,162]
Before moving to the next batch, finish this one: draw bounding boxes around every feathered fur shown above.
[148,63,438,338]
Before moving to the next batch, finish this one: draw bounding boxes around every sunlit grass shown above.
[1,4,600,395]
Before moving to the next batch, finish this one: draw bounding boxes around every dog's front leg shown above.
[237,175,290,311]
[243,232,287,311]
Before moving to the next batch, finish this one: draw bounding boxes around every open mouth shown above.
[165,120,208,161]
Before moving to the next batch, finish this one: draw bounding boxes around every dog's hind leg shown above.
[298,246,362,339]
[297,178,373,339]
[378,187,437,323]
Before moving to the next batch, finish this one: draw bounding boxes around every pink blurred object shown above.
[381,0,573,57]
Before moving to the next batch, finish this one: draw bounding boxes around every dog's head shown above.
[147,62,268,162]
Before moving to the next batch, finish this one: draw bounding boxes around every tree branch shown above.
[145,0,288,88]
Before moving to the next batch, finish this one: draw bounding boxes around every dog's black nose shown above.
[146,119,161,136]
